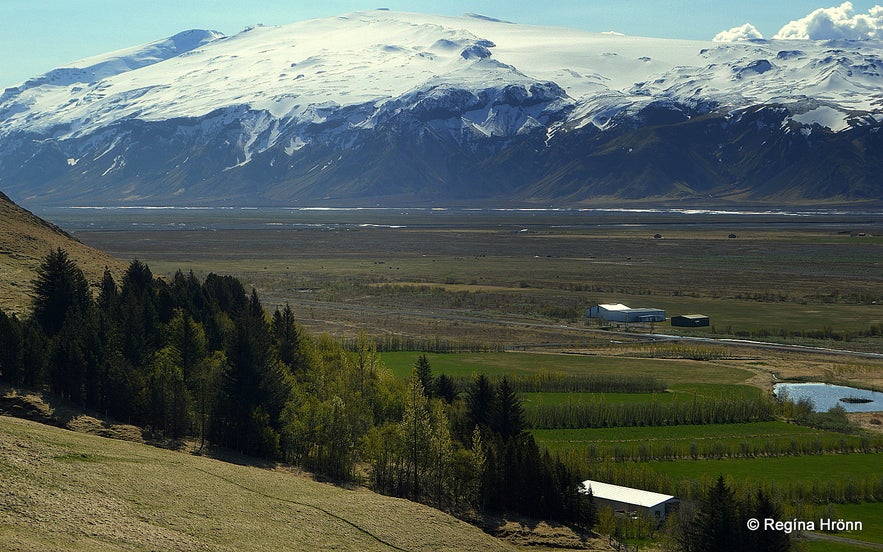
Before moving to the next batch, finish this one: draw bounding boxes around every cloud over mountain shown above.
[713,23,763,42]
[773,2,883,40]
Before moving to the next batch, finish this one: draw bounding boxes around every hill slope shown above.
[1,10,881,208]
[0,191,126,314]
[0,415,513,552]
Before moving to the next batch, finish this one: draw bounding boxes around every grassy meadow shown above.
[0,415,513,552]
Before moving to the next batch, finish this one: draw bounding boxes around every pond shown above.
[774,382,883,413]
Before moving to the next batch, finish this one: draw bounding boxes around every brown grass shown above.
[0,193,127,315]
[0,414,516,551]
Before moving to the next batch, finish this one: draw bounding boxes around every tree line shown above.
[0,249,593,527]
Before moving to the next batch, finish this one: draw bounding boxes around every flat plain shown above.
[34,206,883,549]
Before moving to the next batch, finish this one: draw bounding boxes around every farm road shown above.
[284,298,883,360]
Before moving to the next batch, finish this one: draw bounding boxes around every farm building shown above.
[671,314,710,327]
[586,303,666,323]
[581,480,679,522]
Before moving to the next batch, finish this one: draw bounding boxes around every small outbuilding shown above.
[581,480,679,522]
[671,314,710,327]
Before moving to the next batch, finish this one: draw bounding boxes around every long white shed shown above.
[581,479,679,521]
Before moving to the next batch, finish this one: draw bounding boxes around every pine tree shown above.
[492,376,525,440]
[415,354,434,398]
[693,475,742,552]
[751,489,791,552]
[435,373,457,403]
[0,310,23,385]
[467,374,495,429]
[31,248,90,336]
[272,304,303,371]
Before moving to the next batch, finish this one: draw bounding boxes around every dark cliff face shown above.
[1,91,881,208]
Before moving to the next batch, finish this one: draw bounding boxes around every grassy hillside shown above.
[0,191,127,315]
[0,415,514,552]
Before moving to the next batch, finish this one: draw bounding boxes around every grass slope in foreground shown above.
[0,415,512,552]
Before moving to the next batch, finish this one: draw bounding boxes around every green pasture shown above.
[521,384,765,408]
[833,502,883,544]
[805,540,873,552]
[535,421,851,447]
[533,421,879,458]
[379,351,755,386]
[648,453,883,486]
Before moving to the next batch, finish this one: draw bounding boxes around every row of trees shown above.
[528,395,777,429]
[0,249,593,527]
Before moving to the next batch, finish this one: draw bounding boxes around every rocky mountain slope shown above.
[1,10,881,208]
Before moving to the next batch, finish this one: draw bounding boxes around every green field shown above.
[379,351,756,386]
[648,454,883,486]
[534,421,880,459]
[521,383,765,408]
[833,502,883,545]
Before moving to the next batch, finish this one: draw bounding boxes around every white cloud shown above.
[713,23,764,42]
[773,2,883,40]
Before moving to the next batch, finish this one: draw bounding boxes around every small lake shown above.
[774,383,883,413]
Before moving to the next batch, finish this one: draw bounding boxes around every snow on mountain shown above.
[1,10,882,207]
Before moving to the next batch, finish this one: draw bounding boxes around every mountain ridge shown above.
[1,10,881,208]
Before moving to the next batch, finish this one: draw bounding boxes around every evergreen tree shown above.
[435,373,457,403]
[492,376,525,440]
[148,346,191,437]
[166,310,207,382]
[192,350,226,449]
[31,248,90,336]
[751,489,791,552]
[272,304,303,371]
[0,310,23,385]
[415,354,434,398]
[97,267,119,315]
[19,319,49,388]
[693,475,742,552]
[215,289,290,456]
[467,374,495,430]
[50,310,90,402]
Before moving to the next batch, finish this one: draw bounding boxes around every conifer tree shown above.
[415,354,434,398]
[31,248,90,336]
[467,374,495,429]
[435,373,457,403]
[751,489,792,552]
[0,310,23,385]
[693,475,742,552]
[272,304,303,371]
[493,376,525,440]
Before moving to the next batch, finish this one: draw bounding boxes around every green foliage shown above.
[529,394,777,429]
[31,248,90,336]
[795,404,858,434]
[7,255,612,528]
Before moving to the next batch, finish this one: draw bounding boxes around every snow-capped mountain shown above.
[2,10,882,207]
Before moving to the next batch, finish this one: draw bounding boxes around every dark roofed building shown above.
[671,314,710,327]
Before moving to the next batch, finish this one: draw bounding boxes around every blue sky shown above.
[2,1,881,89]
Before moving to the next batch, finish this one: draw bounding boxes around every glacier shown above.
[0,10,881,207]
